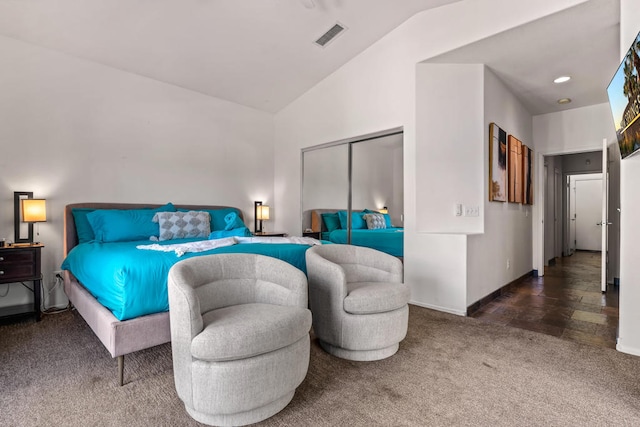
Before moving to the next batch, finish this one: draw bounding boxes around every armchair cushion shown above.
[192,303,312,362]
[344,282,410,315]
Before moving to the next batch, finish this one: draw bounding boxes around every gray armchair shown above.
[305,244,410,361]
[168,253,312,426]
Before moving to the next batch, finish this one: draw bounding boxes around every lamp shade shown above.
[257,205,270,221]
[22,199,47,222]
[379,206,388,214]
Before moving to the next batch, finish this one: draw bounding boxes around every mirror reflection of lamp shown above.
[254,201,270,233]
[22,199,47,243]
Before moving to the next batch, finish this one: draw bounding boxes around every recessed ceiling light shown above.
[557,98,572,104]
[554,76,571,83]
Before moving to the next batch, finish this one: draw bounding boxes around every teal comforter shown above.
[323,228,403,257]
[61,238,313,321]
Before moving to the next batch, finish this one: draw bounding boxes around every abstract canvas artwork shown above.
[508,135,523,203]
[522,145,534,205]
[488,123,507,202]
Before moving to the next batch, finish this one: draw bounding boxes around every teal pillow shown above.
[72,208,97,243]
[321,212,341,232]
[87,203,176,243]
[337,210,367,230]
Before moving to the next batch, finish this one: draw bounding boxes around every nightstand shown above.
[254,231,287,237]
[0,244,43,322]
[303,231,320,239]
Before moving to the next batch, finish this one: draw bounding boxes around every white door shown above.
[600,139,609,293]
[554,169,562,257]
[568,176,576,256]
[575,176,603,251]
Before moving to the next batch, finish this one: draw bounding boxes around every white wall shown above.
[0,35,274,309]
[273,0,588,314]
[302,145,349,215]
[416,63,484,234]
[618,0,640,356]
[467,67,533,306]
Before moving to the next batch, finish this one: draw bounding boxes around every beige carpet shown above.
[1,305,639,426]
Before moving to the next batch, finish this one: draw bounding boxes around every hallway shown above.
[470,251,619,349]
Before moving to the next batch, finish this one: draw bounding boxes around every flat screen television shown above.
[607,29,640,159]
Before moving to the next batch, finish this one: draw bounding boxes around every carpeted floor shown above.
[1,305,639,426]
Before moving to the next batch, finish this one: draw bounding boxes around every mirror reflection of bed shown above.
[305,208,403,258]
[301,129,404,259]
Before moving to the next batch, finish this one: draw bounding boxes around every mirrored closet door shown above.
[301,128,404,258]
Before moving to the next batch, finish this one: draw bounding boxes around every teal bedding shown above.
[328,228,403,257]
[61,238,313,321]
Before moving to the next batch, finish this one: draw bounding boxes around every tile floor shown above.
[470,250,619,349]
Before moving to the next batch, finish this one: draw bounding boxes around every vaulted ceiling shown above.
[0,0,621,116]
[428,0,620,115]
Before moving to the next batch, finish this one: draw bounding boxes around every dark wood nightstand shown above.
[254,231,287,237]
[0,244,43,322]
[303,231,320,239]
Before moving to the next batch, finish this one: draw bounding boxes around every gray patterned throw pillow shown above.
[363,213,386,230]
[153,211,211,241]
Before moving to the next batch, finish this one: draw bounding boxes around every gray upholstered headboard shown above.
[63,203,243,256]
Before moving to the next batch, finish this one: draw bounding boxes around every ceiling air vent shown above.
[315,23,346,47]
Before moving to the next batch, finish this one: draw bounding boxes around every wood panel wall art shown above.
[489,123,507,202]
[508,135,523,203]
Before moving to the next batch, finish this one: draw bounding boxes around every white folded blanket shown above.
[234,236,321,246]
[137,237,237,257]
[136,235,321,257]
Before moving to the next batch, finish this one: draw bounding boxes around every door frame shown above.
[534,146,617,278]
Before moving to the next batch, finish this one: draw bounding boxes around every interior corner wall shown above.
[415,63,484,234]
[0,35,274,309]
[617,0,640,356]
[274,0,591,315]
[466,67,533,307]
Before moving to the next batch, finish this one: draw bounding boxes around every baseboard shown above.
[466,270,534,316]
[616,341,640,357]
[409,300,466,317]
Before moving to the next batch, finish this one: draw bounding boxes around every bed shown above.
[308,209,403,257]
[62,202,316,385]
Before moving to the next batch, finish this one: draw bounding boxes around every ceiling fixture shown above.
[557,98,572,104]
[315,23,347,47]
[554,76,571,83]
